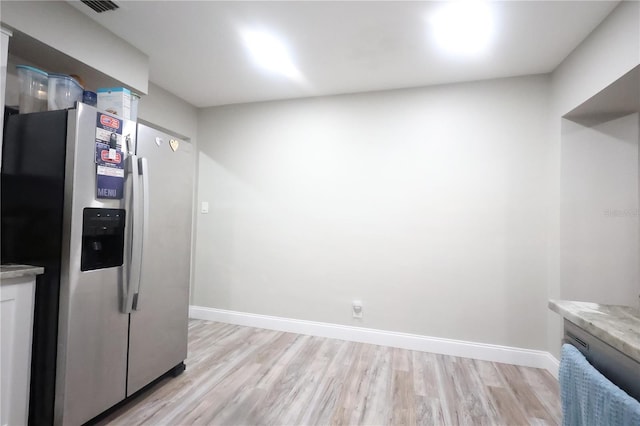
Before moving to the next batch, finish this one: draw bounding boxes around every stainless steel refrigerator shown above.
[1,103,193,425]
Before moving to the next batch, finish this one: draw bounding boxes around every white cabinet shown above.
[1,268,41,426]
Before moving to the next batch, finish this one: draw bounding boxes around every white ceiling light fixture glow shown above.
[241,29,303,82]
[429,0,495,57]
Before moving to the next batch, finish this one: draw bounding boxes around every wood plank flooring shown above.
[97,320,561,426]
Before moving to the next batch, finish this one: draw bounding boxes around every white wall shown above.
[552,1,640,117]
[137,83,198,142]
[547,0,640,358]
[195,75,553,350]
[560,113,639,304]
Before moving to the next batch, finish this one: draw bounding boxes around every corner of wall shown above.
[551,0,640,116]
[547,0,640,356]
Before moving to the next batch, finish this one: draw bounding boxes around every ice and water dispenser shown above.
[80,208,125,271]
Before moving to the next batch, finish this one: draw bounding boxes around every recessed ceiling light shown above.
[241,29,303,81]
[429,1,495,57]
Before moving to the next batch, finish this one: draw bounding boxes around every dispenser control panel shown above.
[80,208,126,271]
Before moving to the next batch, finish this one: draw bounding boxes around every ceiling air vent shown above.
[81,0,119,13]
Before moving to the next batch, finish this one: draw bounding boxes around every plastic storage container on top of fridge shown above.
[48,73,84,111]
[16,65,48,114]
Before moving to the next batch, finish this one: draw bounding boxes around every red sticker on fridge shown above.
[95,112,125,199]
[100,150,122,163]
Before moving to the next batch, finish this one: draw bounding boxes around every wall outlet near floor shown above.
[352,300,363,319]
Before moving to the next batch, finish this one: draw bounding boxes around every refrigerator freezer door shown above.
[126,124,193,396]
[54,105,137,426]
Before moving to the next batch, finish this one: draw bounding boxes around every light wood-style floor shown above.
[98,319,561,425]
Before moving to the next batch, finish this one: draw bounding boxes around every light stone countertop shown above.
[549,299,640,364]
[1,264,45,281]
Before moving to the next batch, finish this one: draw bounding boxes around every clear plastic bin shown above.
[48,73,84,111]
[131,93,140,122]
[16,65,48,114]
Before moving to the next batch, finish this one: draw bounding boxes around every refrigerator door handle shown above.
[124,154,143,314]
[132,157,149,311]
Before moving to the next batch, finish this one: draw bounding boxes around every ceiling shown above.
[69,1,618,108]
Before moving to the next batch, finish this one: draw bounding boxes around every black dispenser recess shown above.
[81,208,125,271]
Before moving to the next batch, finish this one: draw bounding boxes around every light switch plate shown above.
[201,201,209,214]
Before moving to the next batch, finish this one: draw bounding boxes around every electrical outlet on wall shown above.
[352,300,363,319]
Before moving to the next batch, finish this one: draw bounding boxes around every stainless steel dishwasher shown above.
[563,319,640,402]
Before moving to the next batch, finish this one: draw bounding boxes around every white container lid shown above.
[97,87,131,95]
[49,73,83,89]
[16,65,48,77]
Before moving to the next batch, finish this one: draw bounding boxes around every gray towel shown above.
[559,343,640,425]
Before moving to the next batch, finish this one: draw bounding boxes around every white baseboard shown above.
[189,305,560,379]
[541,352,560,378]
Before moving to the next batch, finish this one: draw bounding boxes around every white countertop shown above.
[549,299,640,364]
[0,264,45,281]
